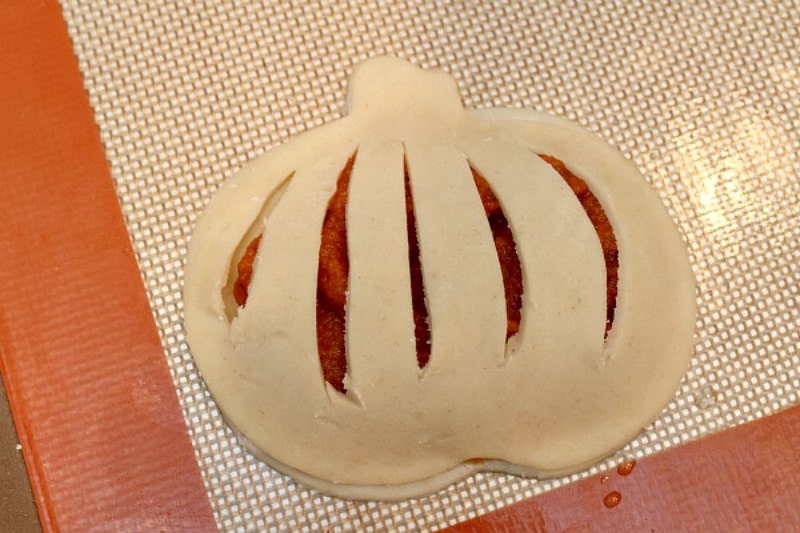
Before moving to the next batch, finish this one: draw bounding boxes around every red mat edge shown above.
[444,404,800,532]
[0,2,217,531]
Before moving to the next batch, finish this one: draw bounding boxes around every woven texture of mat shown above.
[60,1,799,531]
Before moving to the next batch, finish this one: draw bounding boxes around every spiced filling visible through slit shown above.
[315,154,357,393]
[233,155,356,394]
[539,154,619,335]
[404,160,432,369]
[233,235,262,307]
[232,154,618,391]
[471,168,524,340]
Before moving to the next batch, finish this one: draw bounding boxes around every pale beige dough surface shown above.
[184,58,695,499]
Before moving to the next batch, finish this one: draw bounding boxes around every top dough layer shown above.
[184,57,696,500]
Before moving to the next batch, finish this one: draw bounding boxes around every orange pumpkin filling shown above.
[472,168,523,340]
[233,155,618,392]
[539,155,619,334]
[404,160,432,369]
[233,235,262,307]
[314,154,356,393]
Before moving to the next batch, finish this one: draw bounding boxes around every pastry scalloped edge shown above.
[184,57,696,500]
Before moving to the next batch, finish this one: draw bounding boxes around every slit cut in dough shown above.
[184,57,696,500]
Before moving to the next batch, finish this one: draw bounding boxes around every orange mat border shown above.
[0,2,216,531]
[446,405,800,532]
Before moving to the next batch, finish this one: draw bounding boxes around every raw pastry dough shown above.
[184,57,695,500]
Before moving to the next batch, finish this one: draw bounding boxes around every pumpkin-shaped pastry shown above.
[184,57,695,500]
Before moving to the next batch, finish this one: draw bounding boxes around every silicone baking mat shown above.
[58,1,799,531]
